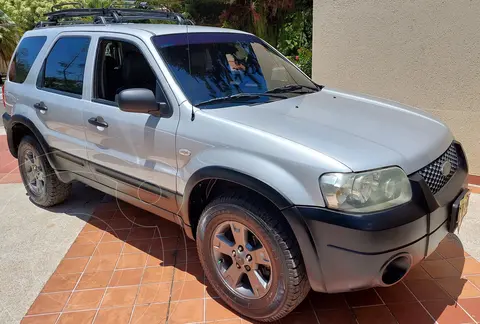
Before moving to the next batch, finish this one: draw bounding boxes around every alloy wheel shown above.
[23,149,46,196]
[211,220,273,299]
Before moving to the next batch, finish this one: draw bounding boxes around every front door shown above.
[83,34,179,214]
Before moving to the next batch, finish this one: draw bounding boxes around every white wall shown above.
[313,0,480,174]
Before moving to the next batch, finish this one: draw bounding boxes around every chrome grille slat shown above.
[418,143,459,194]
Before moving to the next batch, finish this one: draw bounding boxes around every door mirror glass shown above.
[117,88,168,116]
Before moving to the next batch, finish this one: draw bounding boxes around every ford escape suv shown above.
[2,5,471,322]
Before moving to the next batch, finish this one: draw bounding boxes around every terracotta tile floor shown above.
[0,135,22,184]
[16,201,480,324]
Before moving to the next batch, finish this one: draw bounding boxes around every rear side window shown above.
[8,36,47,84]
[39,36,90,96]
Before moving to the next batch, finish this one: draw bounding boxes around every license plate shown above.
[451,190,470,232]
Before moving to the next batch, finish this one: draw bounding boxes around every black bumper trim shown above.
[2,112,11,125]
[327,218,448,256]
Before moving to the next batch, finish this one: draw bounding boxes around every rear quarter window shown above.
[8,36,47,84]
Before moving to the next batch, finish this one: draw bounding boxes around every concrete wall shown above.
[312,0,480,175]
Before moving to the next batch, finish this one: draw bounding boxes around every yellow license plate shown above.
[457,192,470,229]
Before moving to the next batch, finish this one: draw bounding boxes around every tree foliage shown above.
[0,0,313,75]
[0,0,58,32]
[83,0,114,8]
[0,9,18,67]
[219,0,295,46]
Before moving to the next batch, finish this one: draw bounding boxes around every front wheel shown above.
[196,193,310,322]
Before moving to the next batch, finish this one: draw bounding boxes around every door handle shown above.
[34,102,48,113]
[88,117,109,128]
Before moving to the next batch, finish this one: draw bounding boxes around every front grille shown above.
[418,143,459,194]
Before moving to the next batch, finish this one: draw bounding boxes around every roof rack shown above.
[35,1,194,28]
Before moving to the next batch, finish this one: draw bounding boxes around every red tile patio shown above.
[2,135,480,323]
[0,135,22,184]
[16,201,480,324]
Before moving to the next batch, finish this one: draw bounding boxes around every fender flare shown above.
[5,114,50,157]
[4,114,69,182]
[180,165,325,291]
[180,166,293,224]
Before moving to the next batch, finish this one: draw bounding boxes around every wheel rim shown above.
[23,149,46,196]
[211,220,273,299]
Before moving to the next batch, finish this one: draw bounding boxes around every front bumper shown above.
[284,142,469,293]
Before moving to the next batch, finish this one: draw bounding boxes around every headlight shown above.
[319,167,412,212]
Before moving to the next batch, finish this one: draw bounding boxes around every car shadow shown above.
[49,185,473,324]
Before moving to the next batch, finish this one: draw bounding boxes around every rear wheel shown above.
[196,193,310,322]
[18,136,72,207]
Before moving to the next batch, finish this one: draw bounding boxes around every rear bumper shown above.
[2,111,11,130]
[2,112,15,157]
[284,142,469,293]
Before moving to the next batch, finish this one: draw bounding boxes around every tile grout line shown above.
[372,288,399,324]
[307,297,321,324]
[52,214,111,324]
[90,210,134,324]
[400,281,439,324]
[342,294,360,324]
[127,223,158,324]
[164,234,181,324]
[24,302,169,319]
[175,223,208,323]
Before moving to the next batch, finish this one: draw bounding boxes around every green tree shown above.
[0,0,58,32]
[0,10,18,67]
[83,0,113,8]
[219,0,296,47]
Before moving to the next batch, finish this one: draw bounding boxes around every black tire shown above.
[196,192,310,322]
[18,135,72,207]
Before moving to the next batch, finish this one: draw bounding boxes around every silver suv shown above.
[2,6,471,322]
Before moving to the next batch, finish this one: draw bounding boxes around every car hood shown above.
[202,88,453,174]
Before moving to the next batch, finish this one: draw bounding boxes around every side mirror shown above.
[117,88,170,117]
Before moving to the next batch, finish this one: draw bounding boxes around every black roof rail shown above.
[35,2,194,28]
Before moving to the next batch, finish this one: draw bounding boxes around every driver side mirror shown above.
[117,88,171,117]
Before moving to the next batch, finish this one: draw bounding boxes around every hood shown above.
[203,88,453,174]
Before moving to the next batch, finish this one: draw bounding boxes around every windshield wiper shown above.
[266,84,319,94]
[195,93,287,107]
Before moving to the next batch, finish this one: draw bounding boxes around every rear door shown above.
[28,33,92,161]
[82,33,180,215]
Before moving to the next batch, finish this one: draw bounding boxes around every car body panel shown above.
[175,102,351,208]
[201,88,453,175]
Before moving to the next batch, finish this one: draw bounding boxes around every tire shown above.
[18,135,72,207]
[196,192,310,322]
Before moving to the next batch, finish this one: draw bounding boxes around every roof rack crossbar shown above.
[36,6,192,27]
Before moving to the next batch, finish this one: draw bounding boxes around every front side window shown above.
[40,37,90,96]
[152,33,318,108]
[8,36,47,84]
[94,39,158,103]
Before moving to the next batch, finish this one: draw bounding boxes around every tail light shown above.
[1,84,5,109]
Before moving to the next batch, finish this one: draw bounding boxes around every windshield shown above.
[152,32,318,107]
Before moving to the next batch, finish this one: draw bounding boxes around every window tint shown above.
[152,33,317,107]
[41,37,90,95]
[8,36,47,84]
[94,39,158,102]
